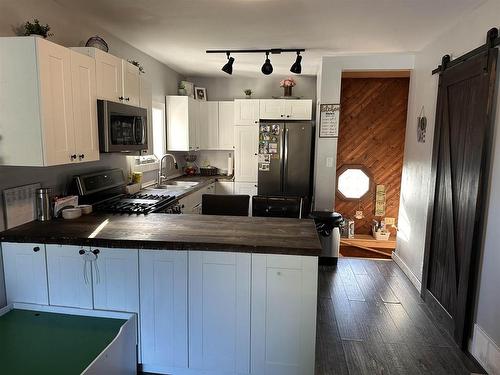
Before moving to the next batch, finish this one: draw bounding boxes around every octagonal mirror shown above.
[337,165,372,200]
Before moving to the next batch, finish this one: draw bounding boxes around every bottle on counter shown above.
[227,153,233,176]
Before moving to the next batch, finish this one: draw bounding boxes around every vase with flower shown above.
[280,77,296,97]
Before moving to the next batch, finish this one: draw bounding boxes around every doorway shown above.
[335,72,410,259]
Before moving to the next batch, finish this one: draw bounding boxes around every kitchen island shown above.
[0,214,321,375]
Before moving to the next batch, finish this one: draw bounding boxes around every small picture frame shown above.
[195,87,207,101]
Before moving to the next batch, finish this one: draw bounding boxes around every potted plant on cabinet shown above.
[280,77,296,97]
[244,89,253,98]
[23,19,53,38]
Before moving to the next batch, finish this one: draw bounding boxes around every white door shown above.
[188,98,200,151]
[216,181,234,195]
[46,244,93,309]
[36,38,76,166]
[92,247,139,313]
[140,250,188,372]
[284,100,312,120]
[123,60,140,106]
[259,99,285,120]
[199,101,219,150]
[251,254,318,375]
[70,51,99,163]
[218,101,235,150]
[234,126,258,182]
[1,242,48,305]
[189,251,251,373]
[94,49,123,102]
[234,99,260,126]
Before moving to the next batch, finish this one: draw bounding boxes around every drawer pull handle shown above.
[79,249,86,255]
[33,246,40,252]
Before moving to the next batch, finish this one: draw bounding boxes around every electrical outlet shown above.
[385,217,396,225]
[326,157,334,168]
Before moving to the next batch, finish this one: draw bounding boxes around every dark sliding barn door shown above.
[422,44,498,348]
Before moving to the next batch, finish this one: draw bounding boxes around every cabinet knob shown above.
[280,114,284,117]
[79,154,85,160]
[254,153,258,156]
[70,154,77,160]
[125,97,130,101]
[119,96,124,101]
[92,249,100,255]
[79,249,86,255]
[254,121,258,124]
[33,246,40,252]
[286,115,290,118]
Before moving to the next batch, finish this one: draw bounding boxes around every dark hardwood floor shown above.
[316,258,484,375]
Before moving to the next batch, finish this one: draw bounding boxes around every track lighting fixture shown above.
[261,52,273,75]
[290,51,302,74]
[207,48,305,75]
[221,52,234,75]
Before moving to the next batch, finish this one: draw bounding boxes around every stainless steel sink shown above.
[156,181,199,188]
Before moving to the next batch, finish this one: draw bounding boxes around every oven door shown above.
[98,100,148,153]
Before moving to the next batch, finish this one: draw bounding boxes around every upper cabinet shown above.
[234,99,260,126]
[259,99,312,120]
[218,101,235,150]
[72,47,141,105]
[0,37,99,166]
[166,96,199,152]
[198,101,219,150]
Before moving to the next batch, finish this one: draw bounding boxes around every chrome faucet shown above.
[158,153,178,185]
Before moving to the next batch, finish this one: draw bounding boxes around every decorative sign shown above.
[375,185,386,216]
[417,106,427,143]
[319,104,340,138]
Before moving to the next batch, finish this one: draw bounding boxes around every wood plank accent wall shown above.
[336,77,409,235]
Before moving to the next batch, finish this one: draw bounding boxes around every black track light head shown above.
[290,52,302,74]
[221,53,234,75]
[261,52,273,75]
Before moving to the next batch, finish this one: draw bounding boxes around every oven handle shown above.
[134,117,146,145]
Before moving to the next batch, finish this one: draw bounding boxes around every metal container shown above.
[35,188,52,221]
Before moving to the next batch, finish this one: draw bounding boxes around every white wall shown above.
[395,0,500,367]
[314,54,415,211]
[0,0,183,307]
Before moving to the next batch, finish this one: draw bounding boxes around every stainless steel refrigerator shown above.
[257,120,313,197]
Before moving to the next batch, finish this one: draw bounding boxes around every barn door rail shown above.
[432,28,500,75]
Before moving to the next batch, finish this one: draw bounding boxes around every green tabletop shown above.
[0,309,127,375]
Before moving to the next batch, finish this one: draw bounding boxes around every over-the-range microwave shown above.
[97,100,148,153]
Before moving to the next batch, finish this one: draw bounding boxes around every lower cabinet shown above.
[189,251,251,374]
[251,254,318,375]
[139,250,188,373]
[1,242,48,305]
[216,181,235,195]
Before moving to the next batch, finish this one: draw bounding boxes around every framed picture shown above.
[195,87,207,101]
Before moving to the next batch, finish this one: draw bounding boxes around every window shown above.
[152,102,166,160]
[337,165,372,200]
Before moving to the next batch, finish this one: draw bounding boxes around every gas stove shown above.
[72,169,182,215]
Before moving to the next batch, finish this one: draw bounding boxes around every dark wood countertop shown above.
[0,213,321,256]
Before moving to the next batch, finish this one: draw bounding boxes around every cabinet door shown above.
[234,99,260,126]
[139,77,153,154]
[166,96,189,151]
[123,60,141,106]
[259,99,285,120]
[284,99,312,120]
[188,98,200,151]
[216,181,234,195]
[92,247,139,313]
[1,242,48,305]
[36,38,76,166]
[251,254,318,375]
[189,251,251,373]
[218,101,235,150]
[199,101,219,150]
[70,51,99,163]
[234,126,258,182]
[46,244,93,309]
[140,250,188,372]
[94,49,123,102]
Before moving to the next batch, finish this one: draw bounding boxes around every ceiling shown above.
[56,0,485,77]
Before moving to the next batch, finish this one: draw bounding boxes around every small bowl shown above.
[77,205,93,215]
[62,208,82,220]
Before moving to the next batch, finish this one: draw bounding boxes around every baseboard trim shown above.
[391,251,422,292]
[470,323,500,374]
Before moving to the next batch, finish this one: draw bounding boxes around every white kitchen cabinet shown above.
[234,126,259,182]
[178,183,215,214]
[259,99,312,120]
[189,251,251,373]
[46,244,93,309]
[140,77,153,155]
[122,60,141,106]
[199,101,219,150]
[216,181,235,195]
[92,247,139,313]
[234,99,260,126]
[166,96,200,151]
[1,242,49,305]
[251,254,318,375]
[140,250,188,373]
[0,37,99,166]
[218,101,235,150]
[234,182,257,216]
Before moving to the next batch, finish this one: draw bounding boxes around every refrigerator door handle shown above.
[283,127,289,193]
